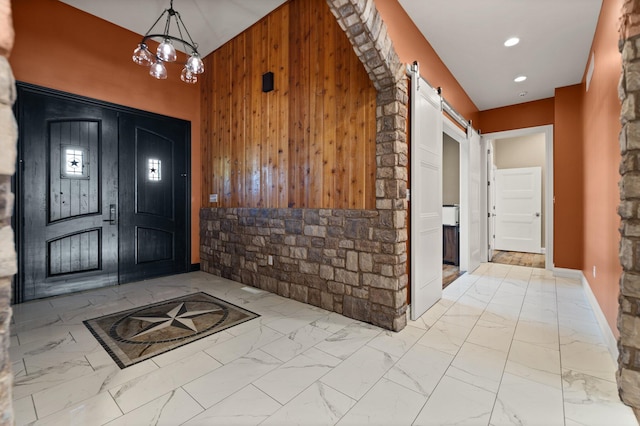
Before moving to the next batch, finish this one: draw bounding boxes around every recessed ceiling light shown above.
[514,75,527,83]
[504,37,520,47]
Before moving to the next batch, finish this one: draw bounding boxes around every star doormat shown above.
[84,292,259,368]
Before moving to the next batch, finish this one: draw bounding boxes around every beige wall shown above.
[443,133,460,205]
[493,133,546,248]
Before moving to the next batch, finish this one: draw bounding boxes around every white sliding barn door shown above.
[461,128,482,273]
[410,74,443,320]
[468,129,482,273]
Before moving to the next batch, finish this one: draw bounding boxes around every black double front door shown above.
[16,85,190,302]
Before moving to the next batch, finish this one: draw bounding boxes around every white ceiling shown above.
[60,0,603,111]
[398,0,603,110]
[59,0,288,59]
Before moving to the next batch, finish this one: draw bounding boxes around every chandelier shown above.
[132,0,204,84]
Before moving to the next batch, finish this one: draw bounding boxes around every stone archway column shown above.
[0,0,16,424]
[619,0,640,420]
[326,0,409,331]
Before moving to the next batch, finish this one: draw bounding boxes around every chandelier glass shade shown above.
[132,0,204,84]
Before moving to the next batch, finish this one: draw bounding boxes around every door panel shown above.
[487,144,496,261]
[118,113,188,283]
[495,167,542,253]
[410,73,443,321]
[19,90,119,301]
[468,129,482,272]
[17,84,190,302]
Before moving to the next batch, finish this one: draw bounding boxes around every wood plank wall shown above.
[201,0,377,209]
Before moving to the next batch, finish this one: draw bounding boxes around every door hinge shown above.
[487,181,490,186]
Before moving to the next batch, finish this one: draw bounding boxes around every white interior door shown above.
[494,167,542,253]
[410,73,443,321]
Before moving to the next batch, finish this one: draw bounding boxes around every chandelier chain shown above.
[132,0,204,83]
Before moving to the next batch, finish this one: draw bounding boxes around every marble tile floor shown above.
[9,265,638,425]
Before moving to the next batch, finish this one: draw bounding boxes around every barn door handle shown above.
[103,204,117,225]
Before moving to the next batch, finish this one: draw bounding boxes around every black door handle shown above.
[103,204,117,225]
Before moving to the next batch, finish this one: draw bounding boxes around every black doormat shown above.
[84,292,259,368]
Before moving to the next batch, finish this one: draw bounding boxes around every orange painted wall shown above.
[9,0,201,264]
[581,0,623,336]
[375,0,479,124]
[554,85,584,270]
[479,98,555,134]
[478,90,584,271]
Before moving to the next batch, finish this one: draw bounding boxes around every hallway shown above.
[10,265,637,425]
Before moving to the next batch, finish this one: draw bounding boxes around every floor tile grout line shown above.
[180,384,209,420]
[554,272,569,426]
[29,394,38,421]
[412,265,510,425]
[482,264,531,424]
[10,268,627,425]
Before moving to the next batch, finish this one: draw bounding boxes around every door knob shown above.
[535,212,541,217]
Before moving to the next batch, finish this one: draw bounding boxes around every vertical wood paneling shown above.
[309,1,324,208]
[222,43,232,207]
[288,0,311,207]
[231,35,245,207]
[276,7,289,208]
[336,23,350,208]
[322,6,336,208]
[248,25,262,206]
[265,16,277,207]
[201,0,376,209]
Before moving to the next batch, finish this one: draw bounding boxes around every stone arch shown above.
[326,0,410,331]
[327,0,409,331]
[618,1,640,418]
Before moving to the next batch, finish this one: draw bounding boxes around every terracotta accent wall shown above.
[478,98,555,134]
[201,0,377,210]
[582,0,623,335]
[374,0,479,124]
[475,93,585,270]
[555,85,585,270]
[9,0,201,263]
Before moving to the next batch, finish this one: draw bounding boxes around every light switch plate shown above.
[209,194,218,203]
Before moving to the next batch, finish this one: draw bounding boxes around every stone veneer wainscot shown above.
[200,208,407,331]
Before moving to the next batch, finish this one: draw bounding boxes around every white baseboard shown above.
[553,267,583,280]
[552,268,618,362]
[580,273,619,362]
